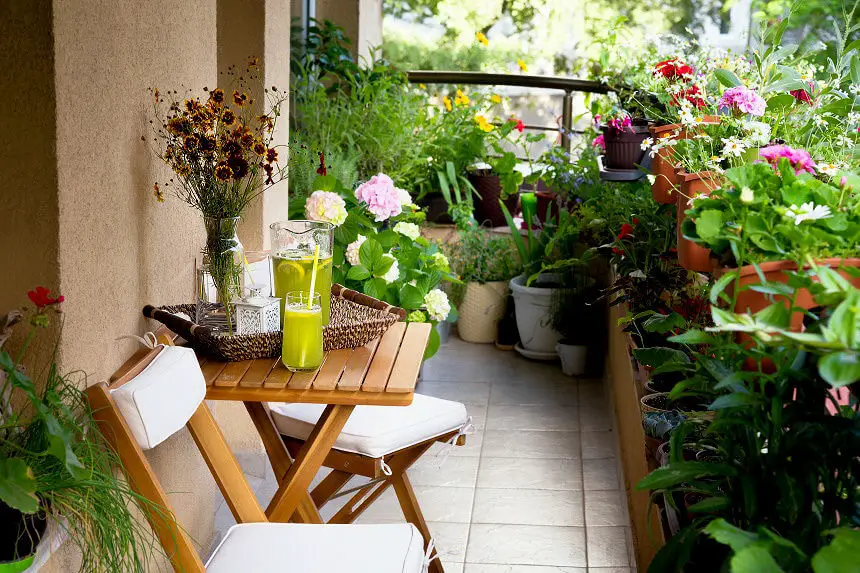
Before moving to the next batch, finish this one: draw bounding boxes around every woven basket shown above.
[457,281,509,343]
[143,284,405,362]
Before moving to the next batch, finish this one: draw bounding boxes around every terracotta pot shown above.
[676,170,723,273]
[536,190,561,223]
[724,258,860,332]
[644,436,663,472]
[649,124,684,204]
[602,123,649,170]
[469,173,519,228]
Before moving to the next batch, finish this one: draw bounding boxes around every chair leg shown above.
[391,471,444,573]
[311,469,352,508]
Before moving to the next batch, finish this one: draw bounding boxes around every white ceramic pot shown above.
[509,274,561,354]
[556,342,587,376]
[457,281,509,343]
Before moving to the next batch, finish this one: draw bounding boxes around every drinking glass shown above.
[270,221,334,324]
[281,292,324,372]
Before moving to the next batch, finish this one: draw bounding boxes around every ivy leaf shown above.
[346,265,371,281]
[0,457,39,513]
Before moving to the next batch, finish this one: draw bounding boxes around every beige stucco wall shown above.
[315,0,382,61]
[1,0,290,570]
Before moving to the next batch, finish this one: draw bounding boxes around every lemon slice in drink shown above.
[277,260,305,281]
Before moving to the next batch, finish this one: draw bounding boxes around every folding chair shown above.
[86,344,427,572]
[266,395,472,573]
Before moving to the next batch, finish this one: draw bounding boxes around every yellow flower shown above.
[475,115,494,132]
[442,96,453,112]
[454,89,470,106]
[419,83,426,89]
[490,94,502,104]
[517,59,528,73]
[475,32,489,46]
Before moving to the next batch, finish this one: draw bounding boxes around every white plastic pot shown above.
[509,274,561,354]
[457,281,509,343]
[556,342,587,376]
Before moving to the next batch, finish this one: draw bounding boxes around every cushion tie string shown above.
[435,416,475,468]
[116,332,159,349]
[422,537,439,573]
[380,458,393,476]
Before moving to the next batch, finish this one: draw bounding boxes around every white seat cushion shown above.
[110,346,205,450]
[205,523,425,573]
[269,394,468,458]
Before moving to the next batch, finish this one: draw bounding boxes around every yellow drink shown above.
[282,293,324,372]
[272,250,333,324]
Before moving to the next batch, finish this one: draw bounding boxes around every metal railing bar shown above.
[405,70,611,94]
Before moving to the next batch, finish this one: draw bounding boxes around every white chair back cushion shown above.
[110,346,206,450]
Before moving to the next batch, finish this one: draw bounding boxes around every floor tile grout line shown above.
[576,376,590,570]
[461,374,491,568]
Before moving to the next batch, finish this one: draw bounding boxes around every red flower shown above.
[316,152,327,176]
[514,119,525,133]
[632,217,640,225]
[654,59,694,80]
[790,83,814,105]
[28,286,64,308]
[617,223,634,240]
[612,247,624,255]
[671,85,706,109]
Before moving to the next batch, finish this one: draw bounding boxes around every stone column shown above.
[315,0,382,62]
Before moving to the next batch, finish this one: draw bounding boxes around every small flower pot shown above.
[469,173,520,228]
[602,123,650,170]
[457,281,510,344]
[644,436,664,471]
[509,274,562,354]
[556,342,587,376]
[640,392,672,414]
[676,170,723,273]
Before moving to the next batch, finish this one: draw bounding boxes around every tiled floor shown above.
[214,334,635,572]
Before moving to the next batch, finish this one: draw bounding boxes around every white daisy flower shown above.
[849,84,860,95]
[836,134,853,147]
[818,163,839,176]
[641,137,654,150]
[721,137,748,158]
[785,202,832,225]
[813,116,828,128]
[849,112,860,124]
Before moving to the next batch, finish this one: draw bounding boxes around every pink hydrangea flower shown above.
[355,173,403,222]
[719,86,766,116]
[592,134,606,151]
[305,190,347,226]
[758,145,817,174]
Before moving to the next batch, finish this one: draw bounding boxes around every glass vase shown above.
[196,217,244,334]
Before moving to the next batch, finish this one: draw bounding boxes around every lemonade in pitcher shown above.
[272,251,333,323]
[270,221,334,324]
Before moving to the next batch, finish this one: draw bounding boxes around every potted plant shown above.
[550,266,599,375]
[600,109,650,170]
[446,225,523,343]
[0,289,158,571]
[683,159,860,330]
[148,59,289,333]
[643,411,686,471]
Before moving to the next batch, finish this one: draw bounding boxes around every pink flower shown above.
[355,173,403,222]
[719,86,766,116]
[592,134,605,151]
[305,190,347,226]
[758,145,817,174]
[607,115,632,132]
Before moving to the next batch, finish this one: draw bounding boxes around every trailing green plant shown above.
[0,290,162,571]
[445,225,522,286]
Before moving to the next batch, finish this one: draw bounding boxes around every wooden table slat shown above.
[361,322,406,392]
[386,323,432,393]
[214,360,253,388]
[287,355,325,389]
[200,359,227,387]
[241,358,279,388]
[264,361,293,389]
[337,338,380,391]
[312,349,352,391]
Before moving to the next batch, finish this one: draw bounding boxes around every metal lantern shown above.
[234,288,281,335]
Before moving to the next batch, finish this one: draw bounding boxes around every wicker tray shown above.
[143,284,405,362]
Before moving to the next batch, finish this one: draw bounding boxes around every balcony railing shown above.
[405,71,612,150]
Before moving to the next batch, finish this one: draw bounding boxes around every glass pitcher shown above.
[270,221,334,324]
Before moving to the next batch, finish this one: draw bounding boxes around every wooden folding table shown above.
[199,321,431,525]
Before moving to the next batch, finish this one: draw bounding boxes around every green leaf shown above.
[311,174,338,192]
[424,324,441,359]
[818,352,860,388]
[711,272,738,305]
[643,312,687,334]
[0,456,39,513]
[767,93,796,111]
[667,329,716,345]
[358,239,383,270]
[346,265,371,281]
[696,210,724,240]
[687,496,730,514]
[362,277,388,300]
[714,69,743,87]
[731,545,786,573]
[632,347,691,368]
[754,303,791,328]
[636,461,737,490]
[709,393,761,410]
[813,528,860,573]
[705,519,759,552]
[399,283,425,310]
[371,255,394,278]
